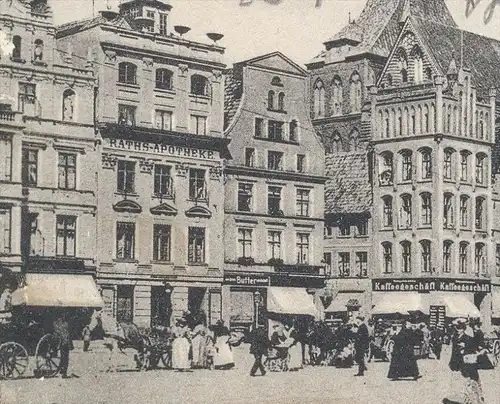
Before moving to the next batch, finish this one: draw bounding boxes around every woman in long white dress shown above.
[213,321,235,370]
[171,319,191,371]
[287,326,303,371]
[191,321,207,368]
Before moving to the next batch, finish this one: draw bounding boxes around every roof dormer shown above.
[119,0,172,35]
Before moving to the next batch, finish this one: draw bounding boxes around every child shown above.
[82,324,91,352]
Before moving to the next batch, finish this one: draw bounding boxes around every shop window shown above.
[401,241,411,273]
[116,222,135,260]
[420,240,432,273]
[58,152,76,190]
[237,228,253,258]
[296,233,309,264]
[188,169,207,201]
[188,227,205,264]
[21,148,38,186]
[296,189,310,217]
[356,252,368,278]
[117,160,136,194]
[338,252,350,277]
[118,62,137,85]
[237,183,253,212]
[382,242,393,274]
[153,224,171,262]
[443,241,453,273]
[116,285,134,323]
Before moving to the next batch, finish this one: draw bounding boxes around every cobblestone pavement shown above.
[1,343,500,404]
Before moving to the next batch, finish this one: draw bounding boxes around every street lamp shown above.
[254,290,261,328]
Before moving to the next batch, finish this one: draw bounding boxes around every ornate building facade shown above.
[57,0,228,327]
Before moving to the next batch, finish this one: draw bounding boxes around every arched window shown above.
[475,197,486,230]
[349,129,359,151]
[379,152,393,186]
[382,196,393,228]
[118,62,137,85]
[62,89,75,121]
[420,148,432,180]
[423,105,429,133]
[412,46,423,83]
[475,243,486,275]
[331,76,343,116]
[277,92,285,111]
[382,242,393,274]
[34,39,44,61]
[443,241,453,273]
[460,195,469,228]
[425,67,433,81]
[443,193,454,228]
[12,35,22,60]
[267,90,275,110]
[420,192,432,226]
[401,241,412,273]
[313,80,325,118]
[349,72,362,113]
[271,76,283,86]
[476,153,486,185]
[396,108,402,136]
[420,240,432,273]
[155,68,173,90]
[444,148,454,180]
[460,151,470,182]
[191,74,209,96]
[332,133,342,153]
[459,242,469,273]
[477,112,485,139]
[397,48,408,83]
[399,194,412,229]
[410,107,416,134]
[400,149,413,182]
[387,73,393,86]
[289,120,298,142]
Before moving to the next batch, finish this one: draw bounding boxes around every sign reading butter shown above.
[106,138,218,160]
[372,278,491,293]
[224,274,270,287]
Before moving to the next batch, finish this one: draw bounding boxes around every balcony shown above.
[0,110,23,126]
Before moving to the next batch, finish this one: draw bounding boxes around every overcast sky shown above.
[51,0,500,67]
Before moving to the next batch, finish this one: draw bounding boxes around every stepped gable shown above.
[325,152,372,215]
[223,67,243,131]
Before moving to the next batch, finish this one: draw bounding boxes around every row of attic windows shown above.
[385,46,432,86]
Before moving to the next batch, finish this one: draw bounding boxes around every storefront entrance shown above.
[151,286,171,327]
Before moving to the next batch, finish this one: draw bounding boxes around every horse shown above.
[88,310,149,372]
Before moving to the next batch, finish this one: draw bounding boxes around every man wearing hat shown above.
[354,316,369,376]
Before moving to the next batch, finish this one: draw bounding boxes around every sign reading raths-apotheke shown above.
[224,274,270,287]
[372,278,491,293]
[105,138,218,160]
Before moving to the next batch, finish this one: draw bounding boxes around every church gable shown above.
[378,20,439,88]
[246,52,306,77]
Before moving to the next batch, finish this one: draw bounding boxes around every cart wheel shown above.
[385,340,395,362]
[493,340,500,363]
[0,342,29,380]
[160,350,172,369]
[35,334,61,378]
[135,336,151,371]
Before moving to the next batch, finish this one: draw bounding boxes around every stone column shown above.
[489,89,496,143]
[176,64,189,132]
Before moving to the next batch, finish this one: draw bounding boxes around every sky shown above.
[50,0,500,67]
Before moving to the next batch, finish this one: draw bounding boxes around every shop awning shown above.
[438,294,480,318]
[325,293,363,313]
[267,287,318,317]
[372,293,427,315]
[11,273,104,308]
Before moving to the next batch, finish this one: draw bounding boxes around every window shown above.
[159,13,168,35]
[238,228,253,258]
[444,149,453,180]
[12,36,21,60]
[476,155,485,185]
[443,193,454,228]
[332,134,342,153]
[146,10,155,18]
[296,189,310,217]
[153,224,171,261]
[62,89,75,121]
[267,231,281,260]
[323,252,332,276]
[189,169,206,200]
[296,154,305,173]
[460,196,469,228]
[22,148,37,186]
[421,193,432,226]
[188,227,205,263]
[459,242,468,274]
[413,48,423,83]
[356,219,368,236]
[401,241,412,273]
[382,243,393,274]
[339,222,351,237]
[118,104,136,126]
[254,118,264,138]
[34,39,43,61]
[116,285,134,323]
[155,69,173,90]
[268,120,284,140]
[338,252,350,277]
[58,152,76,190]
[277,92,285,111]
[267,90,275,110]
[421,149,432,179]
[356,252,368,277]
[397,49,408,83]
[331,76,343,116]
[245,148,255,167]
[349,72,362,113]
[267,151,283,171]
[190,115,207,135]
[379,152,393,185]
[0,206,11,254]
[190,75,208,96]
[268,186,282,215]
[154,165,172,197]
[382,196,393,227]
[324,225,334,238]
[237,183,253,212]
[118,62,137,85]
[421,240,432,273]
[400,194,412,229]
[116,222,135,259]
[460,152,469,182]
[155,110,172,131]
[313,80,325,118]
[349,130,359,151]
[18,83,36,114]
[475,197,485,230]
[0,137,12,182]
[475,243,485,275]
[443,241,452,273]
[289,120,298,142]
[117,160,135,193]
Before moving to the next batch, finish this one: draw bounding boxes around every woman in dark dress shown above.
[387,321,420,381]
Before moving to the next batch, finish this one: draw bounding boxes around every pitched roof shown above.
[325,152,372,215]
[223,67,243,131]
[56,14,130,37]
[309,0,456,65]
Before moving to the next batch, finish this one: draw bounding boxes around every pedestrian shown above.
[81,323,91,352]
[213,320,235,370]
[444,319,485,404]
[191,312,207,368]
[431,326,444,360]
[354,316,369,376]
[420,323,430,359]
[53,310,74,378]
[387,320,421,381]
[171,318,192,372]
[286,322,302,371]
[249,324,269,376]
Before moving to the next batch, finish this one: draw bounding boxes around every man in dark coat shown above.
[249,325,269,376]
[53,311,74,378]
[354,316,370,376]
[387,321,421,381]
